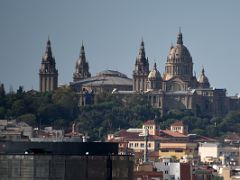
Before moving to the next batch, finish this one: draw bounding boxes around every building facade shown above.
[130,30,232,117]
[39,38,58,92]
[39,30,240,117]
[107,120,214,163]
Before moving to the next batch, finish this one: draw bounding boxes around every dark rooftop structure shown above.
[0,141,134,180]
[0,141,118,155]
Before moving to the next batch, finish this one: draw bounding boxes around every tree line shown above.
[0,83,240,141]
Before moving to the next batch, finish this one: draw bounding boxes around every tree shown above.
[17,86,24,94]
[0,83,6,107]
[52,86,79,119]
[0,83,5,97]
[17,113,37,126]
[37,104,59,125]
[0,106,5,119]
[11,99,26,117]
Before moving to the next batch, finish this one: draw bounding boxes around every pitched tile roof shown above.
[171,120,184,126]
[161,130,187,138]
[143,120,156,125]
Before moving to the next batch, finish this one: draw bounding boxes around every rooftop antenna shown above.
[143,127,149,163]
[139,127,149,163]
[72,122,76,134]
[83,133,90,142]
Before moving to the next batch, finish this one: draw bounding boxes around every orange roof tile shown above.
[171,120,184,126]
[162,130,187,138]
[192,135,216,142]
[143,120,156,125]
[224,133,240,141]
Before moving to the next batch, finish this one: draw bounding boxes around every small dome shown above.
[197,68,210,88]
[198,74,209,84]
[198,68,209,84]
[148,63,161,79]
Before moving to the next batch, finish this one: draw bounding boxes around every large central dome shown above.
[167,45,192,64]
[163,31,193,81]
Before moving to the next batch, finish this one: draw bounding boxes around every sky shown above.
[0,0,240,95]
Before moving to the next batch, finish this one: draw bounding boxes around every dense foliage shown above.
[76,92,160,140]
[1,83,240,141]
[0,85,79,129]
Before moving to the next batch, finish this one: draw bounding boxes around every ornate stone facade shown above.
[42,31,240,117]
[132,31,232,117]
[39,38,58,92]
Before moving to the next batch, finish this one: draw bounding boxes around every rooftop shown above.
[161,130,187,138]
[143,120,156,126]
[71,69,133,87]
[171,120,184,127]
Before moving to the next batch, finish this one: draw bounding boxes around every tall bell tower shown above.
[39,38,58,92]
[133,40,149,92]
[73,43,91,82]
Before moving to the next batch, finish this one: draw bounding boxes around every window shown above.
[175,149,183,153]
[153,96,156,103]
[164,170,168,174]
[161,149,169,152]
[140,143,144,148]
[135,143,139,148]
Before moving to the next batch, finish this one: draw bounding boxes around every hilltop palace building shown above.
[39,31,240,117]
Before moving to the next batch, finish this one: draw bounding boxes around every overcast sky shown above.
[0,0,240,95]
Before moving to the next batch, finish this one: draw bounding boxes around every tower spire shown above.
[138,38,146,60]
[154,62,157,70]
[73,42,91,82]
[80,42,85,58]
[201,66,205,75]
[39,38,58,92]
[133,38,149,92]
[177,28,183,45]
[45,37,53,59]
